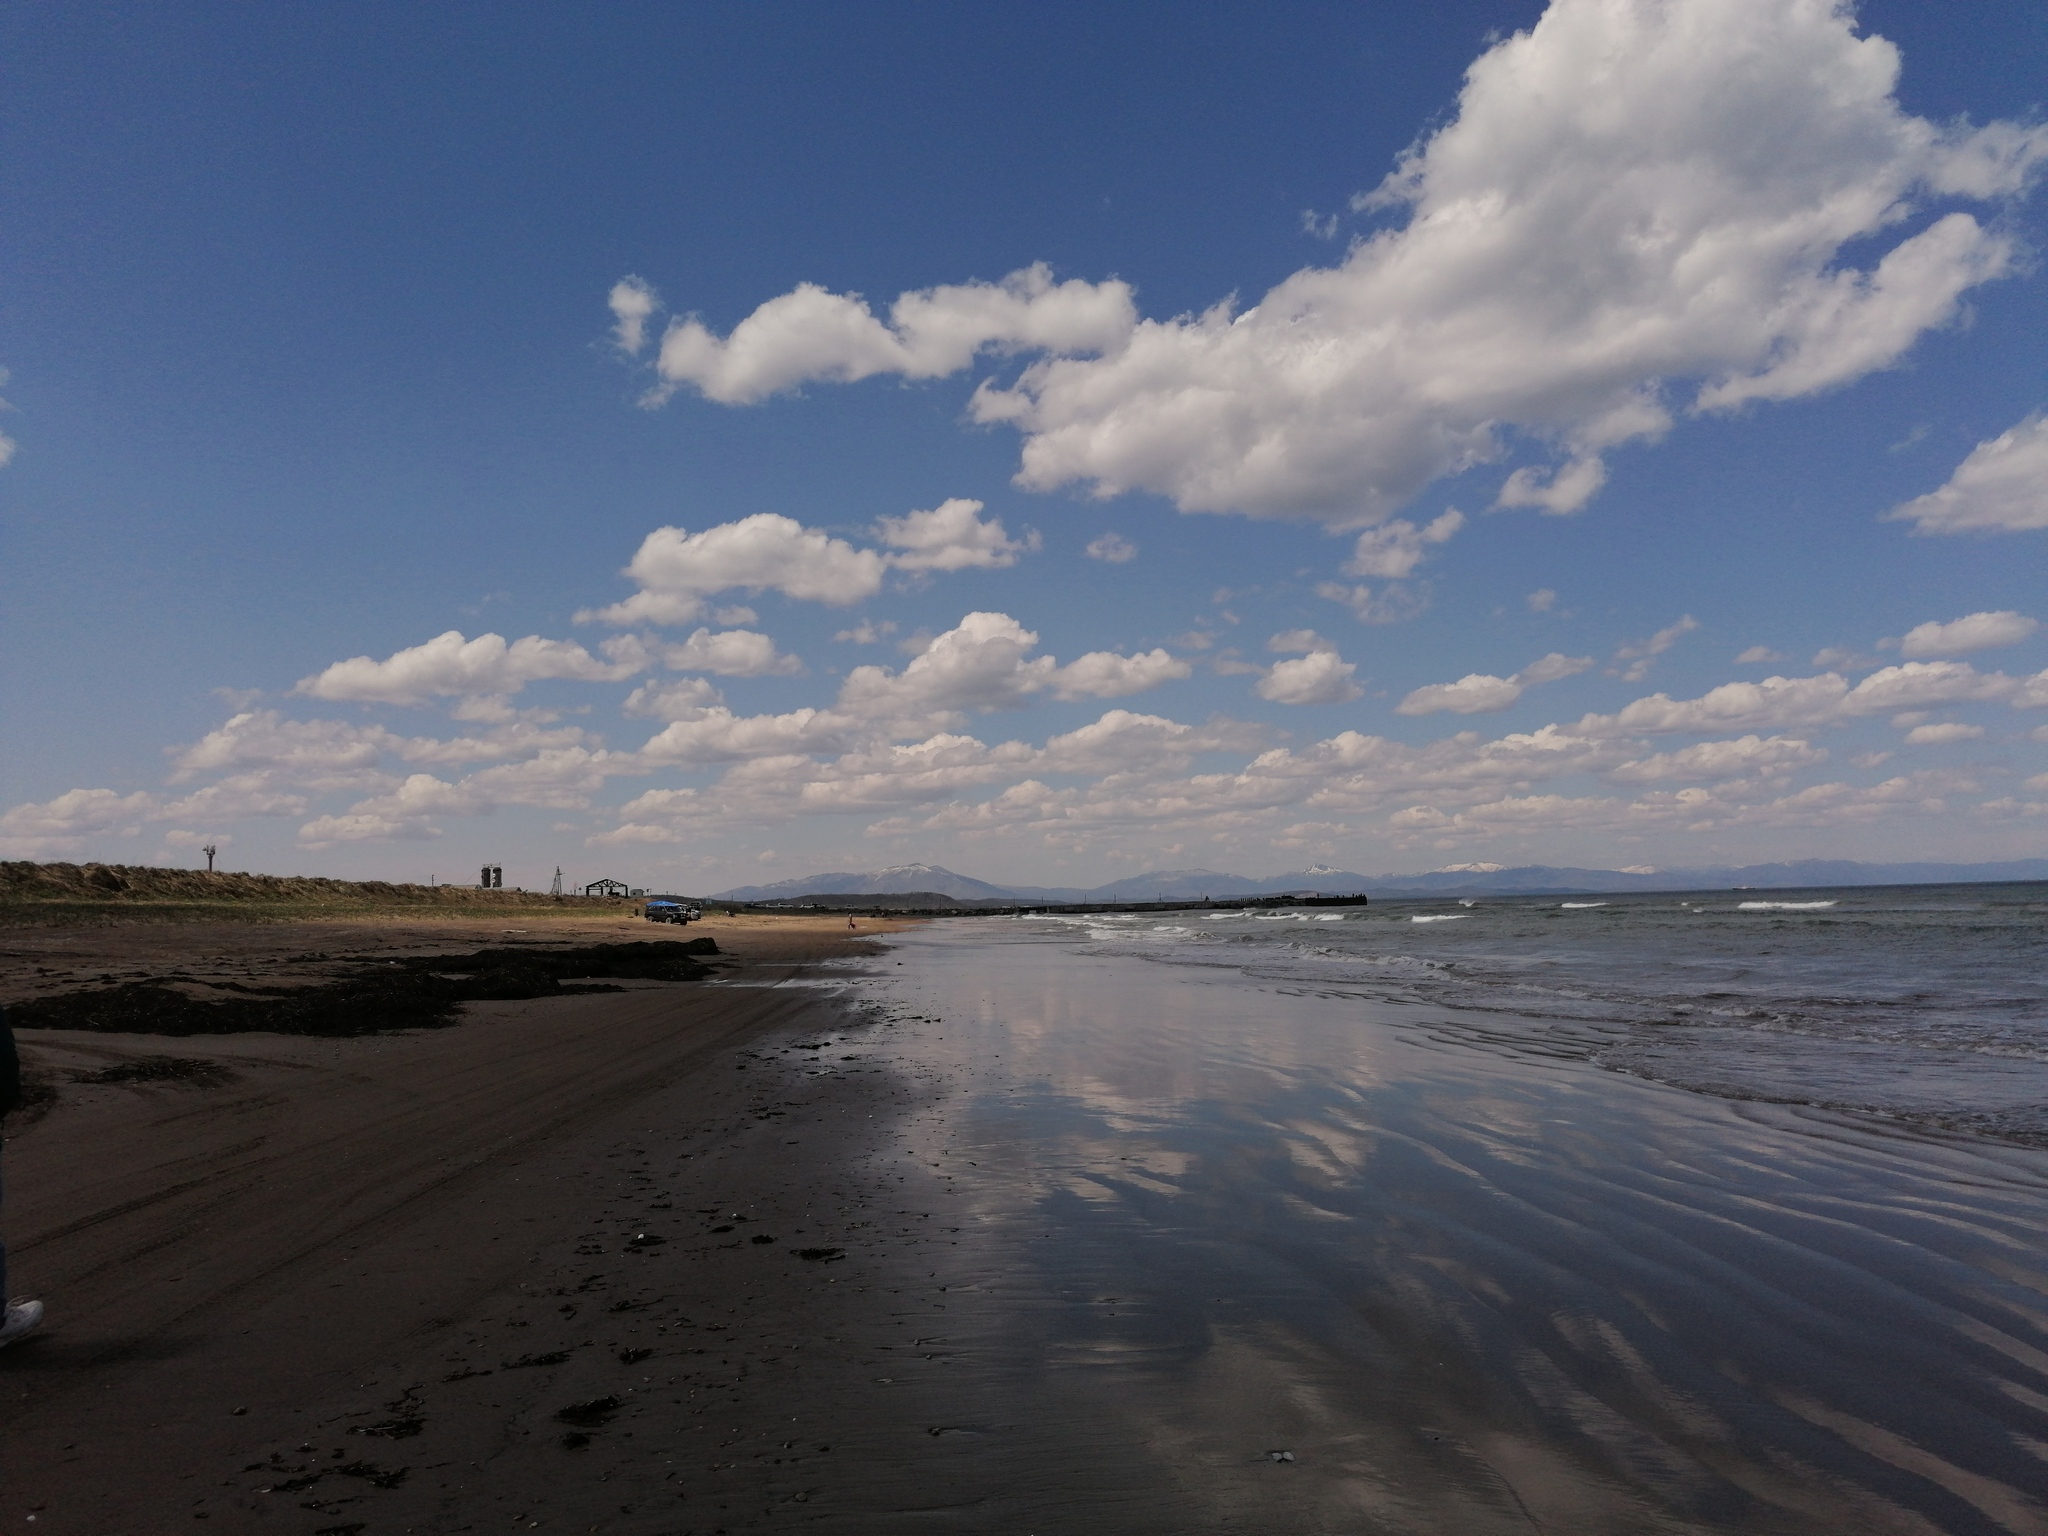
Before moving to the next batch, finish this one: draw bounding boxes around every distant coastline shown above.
[713,857,2048,904]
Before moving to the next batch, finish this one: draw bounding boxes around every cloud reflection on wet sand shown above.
[845,919,2048,1534]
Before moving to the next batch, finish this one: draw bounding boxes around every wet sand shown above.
[0,913,932,1534]
[820,922,2048,1535]
[5,912,2048,1533]
[0,908,873,1006]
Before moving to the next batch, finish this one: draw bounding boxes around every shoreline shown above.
[0,912,933,1533]
[5,911,2047,1532]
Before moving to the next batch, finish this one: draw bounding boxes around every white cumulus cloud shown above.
[1898,610,2038,658]
[637,706,853,767]
[837,612,1052,718]
[1344,510,1464,578]
[0,788,157,857]
[1397,673,1525,716]
[621,676,726,721]
[1258,649,1362,706]
[874,498,1035,572]
[582,504,1028,627]
[609,276,660,355]
[1085,532,1138,564]
[1519,652,1595,686]
[646,262,1136,405]
[1612,616,1699,681]
[297,631,647,705]
[1048,648,1192,700]
[1886,413,2048,534]
[581,514,887,627]
[1397,651,1592,714]
[1903,721,1985,745]
[1609,735,1825,782]
[835,612,1189,721]
[661,627,803,677]
[633,0,2047,526]
[1585,659,2048,735]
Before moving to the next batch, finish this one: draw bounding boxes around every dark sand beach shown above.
[3,907,2047,1533]
[0,912,930,1534]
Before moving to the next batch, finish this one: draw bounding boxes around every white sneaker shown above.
[0,1300,44,1348]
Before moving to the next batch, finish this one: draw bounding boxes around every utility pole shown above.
[202,844,217,874]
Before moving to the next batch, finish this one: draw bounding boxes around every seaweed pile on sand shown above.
[9,939,720,1038]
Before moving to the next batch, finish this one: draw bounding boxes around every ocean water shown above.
[1015,881,2048,1144]
[828,900,2048,1532]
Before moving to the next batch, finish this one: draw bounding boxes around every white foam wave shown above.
[1560,901,1608,909]
[1737,900,1838,911]
[1411,914,1466,924]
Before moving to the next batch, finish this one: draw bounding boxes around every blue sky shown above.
[4,0,2046,890]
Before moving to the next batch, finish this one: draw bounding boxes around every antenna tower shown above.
[550,866,564,896]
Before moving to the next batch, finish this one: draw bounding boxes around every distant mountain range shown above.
[708,858,2048,903]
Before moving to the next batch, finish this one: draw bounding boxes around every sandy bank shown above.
[0,912,928,1534]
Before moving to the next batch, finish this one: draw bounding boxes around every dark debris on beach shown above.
[8,938,721,1037]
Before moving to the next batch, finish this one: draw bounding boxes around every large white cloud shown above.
[1898,610,2038,658]
[630,0,2045,524]
[1886,414,2048,534]
[298,631,647,705]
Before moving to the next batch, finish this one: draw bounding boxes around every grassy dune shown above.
[0,861,644,927]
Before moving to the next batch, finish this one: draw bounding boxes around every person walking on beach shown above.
[0,1007,46,1349]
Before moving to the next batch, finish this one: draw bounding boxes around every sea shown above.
[800,880,2048,1529]
[1015,879,2048,1146]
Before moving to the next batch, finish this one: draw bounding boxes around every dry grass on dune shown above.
[0,860,652,927]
